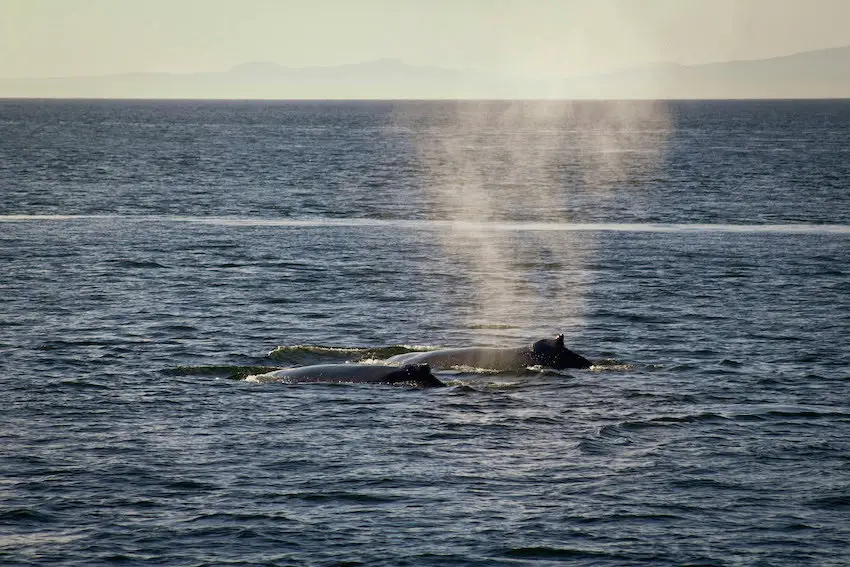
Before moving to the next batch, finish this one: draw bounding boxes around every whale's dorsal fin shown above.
[555,334,565,348]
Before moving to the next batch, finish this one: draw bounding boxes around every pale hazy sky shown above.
[2,0,849,79]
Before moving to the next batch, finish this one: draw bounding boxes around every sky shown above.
[2,0,850,80]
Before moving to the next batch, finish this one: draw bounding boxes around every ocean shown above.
[1,99,849,566]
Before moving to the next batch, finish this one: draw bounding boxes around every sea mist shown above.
[395,99,671,337]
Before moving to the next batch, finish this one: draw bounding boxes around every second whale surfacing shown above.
[247,363,445,388]
[385,334,592,371]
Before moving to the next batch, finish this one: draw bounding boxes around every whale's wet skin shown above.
[247,363,444,387]
[2,100,850,566]
[385,334,592,370]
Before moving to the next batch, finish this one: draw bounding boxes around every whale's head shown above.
[530,334,592,369]
[389,363,445,388]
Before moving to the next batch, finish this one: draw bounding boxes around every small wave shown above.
[164,479,219,492]
[724,405,849,421]
[166,365,280,380]
[109,259,169,269]
[59,379,110,390]
[505,546,615,560]
[758,408,848,420]
[587,413,729,445]
[597,424,635,440]
[626,413,728,428]
[808,493,850,510]
[467,322,518,329]
[0,508,55,525]
[434,383,479,393]
[175,525,264,539]
[293,491,402,504]
[153,323,199,333]
[589,359,635,371]
[184,511,293,523]
[37,337,151,350]
[599,408,846,436]
[669,478,743,491]
[476,380,523,390]
[577,438,615,455]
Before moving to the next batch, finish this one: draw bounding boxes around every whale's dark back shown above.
[258,363,445,387]
[530,334,592,369]
[386,336,591,371]
[387,363,445,387]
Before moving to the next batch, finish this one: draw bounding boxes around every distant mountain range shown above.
[2,46,849,99]
[571,45,850,99]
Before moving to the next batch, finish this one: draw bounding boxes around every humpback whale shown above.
[385,334,591,371]
[247,363,444,388]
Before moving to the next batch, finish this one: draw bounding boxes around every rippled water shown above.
[2,100,850,566]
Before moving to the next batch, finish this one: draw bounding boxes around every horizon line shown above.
[2,96,850,103]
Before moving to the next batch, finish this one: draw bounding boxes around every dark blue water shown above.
[2,99,850,566]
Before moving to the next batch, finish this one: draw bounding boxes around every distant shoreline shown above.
[1,46,849,100]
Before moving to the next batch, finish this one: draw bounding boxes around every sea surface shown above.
[1,99,849,566]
